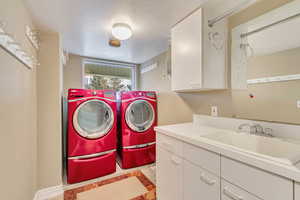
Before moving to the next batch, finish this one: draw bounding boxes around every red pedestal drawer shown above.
[67,152,116,184]
[120,144,155,169]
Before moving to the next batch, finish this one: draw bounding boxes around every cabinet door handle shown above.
[223,187,244,200]
[190,82,201,89]
[162,141,173,151]
[170,156,181,165]
[199,172,216,185]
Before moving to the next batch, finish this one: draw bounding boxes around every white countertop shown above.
[155,123,300,182]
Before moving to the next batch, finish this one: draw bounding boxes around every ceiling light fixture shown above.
[112,23,132,40]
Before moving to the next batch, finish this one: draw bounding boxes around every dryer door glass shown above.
[125,100,155,132]
[73,100,114,139]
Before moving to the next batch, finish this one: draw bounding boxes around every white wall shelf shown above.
[25,25,39,50]
[0,21,38,69]
[247,74,300,85]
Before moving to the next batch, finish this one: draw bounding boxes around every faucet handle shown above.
[252,124,264,134]
[264,128,274,137]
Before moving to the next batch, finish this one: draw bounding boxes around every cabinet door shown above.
[183,160,220,200]
[296,182,300,200]
[156,146,183,200]
[171,8,203,91]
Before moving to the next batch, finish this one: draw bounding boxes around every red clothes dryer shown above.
[118,91,157,169]
[67,89,117,184]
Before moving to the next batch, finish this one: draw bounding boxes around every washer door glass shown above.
[73,100,114,139]
[125,100,155,132]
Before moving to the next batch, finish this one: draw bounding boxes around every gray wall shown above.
[37,32,63,189]
[139,49,234,125]
[139,50,195,125]
[63,54,84,96]
[0,1,64,197]
[0,0,37,199]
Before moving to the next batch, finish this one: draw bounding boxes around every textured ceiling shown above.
[25,0,209,63]
[24,0,254,63]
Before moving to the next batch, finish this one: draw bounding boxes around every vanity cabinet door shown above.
[183,160,220,200]
[295,182,300,200]
[156,146,183,200]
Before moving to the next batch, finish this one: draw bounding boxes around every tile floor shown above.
[49,164,156,200]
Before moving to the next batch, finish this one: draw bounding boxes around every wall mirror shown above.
[231,0,300,124]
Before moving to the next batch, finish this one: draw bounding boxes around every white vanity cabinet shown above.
[156,132,295,200]
[171,7,226,92]
[156,133,221,200]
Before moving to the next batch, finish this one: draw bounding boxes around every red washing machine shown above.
[67,89,117,184]
[118,91,157,169]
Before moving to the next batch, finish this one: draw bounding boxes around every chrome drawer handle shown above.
[162,141,171,148]
[190,82,201,88]
[200,172,216,185]
[223,187,244,200]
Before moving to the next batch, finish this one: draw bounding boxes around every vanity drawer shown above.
[222,180,260,200]
[183,143,220,176]
[157,133,183,157]
[221,157,293,200]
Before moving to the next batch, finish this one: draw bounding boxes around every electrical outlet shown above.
[297,100,300,108]
[211,106,218,117]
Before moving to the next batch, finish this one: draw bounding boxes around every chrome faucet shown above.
[238,123,273,137]
[237,123,257,134]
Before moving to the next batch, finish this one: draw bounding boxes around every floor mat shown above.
[64,170,156,200]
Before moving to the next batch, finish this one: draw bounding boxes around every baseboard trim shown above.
[33,185,63,200]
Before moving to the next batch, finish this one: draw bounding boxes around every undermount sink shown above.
[201,131,300,166]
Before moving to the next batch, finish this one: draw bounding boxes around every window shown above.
[83,59,137,91]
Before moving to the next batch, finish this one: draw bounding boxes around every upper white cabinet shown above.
[171,7,227,92]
